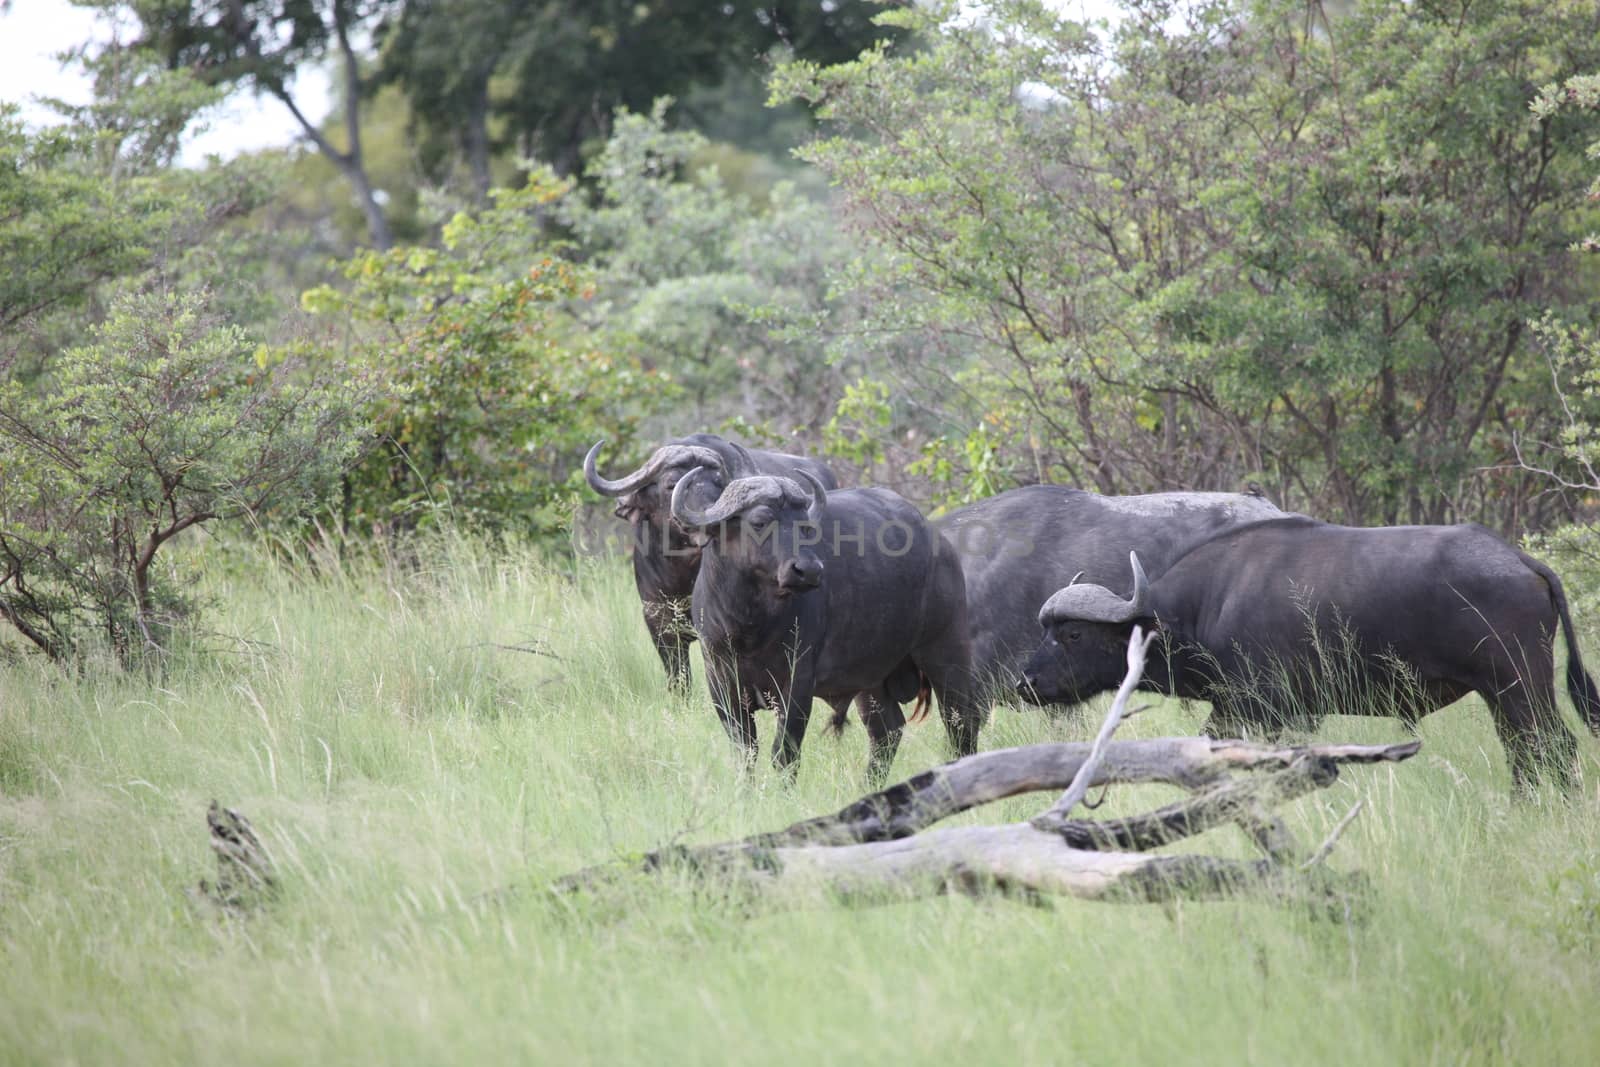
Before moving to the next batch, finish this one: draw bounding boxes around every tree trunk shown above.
[464,80,492,204]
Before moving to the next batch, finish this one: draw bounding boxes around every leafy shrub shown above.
[303,173,658,537]
[0,290,366,663]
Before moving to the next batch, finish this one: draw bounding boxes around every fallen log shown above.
[555,627,1419,910]
[190,801,277,913]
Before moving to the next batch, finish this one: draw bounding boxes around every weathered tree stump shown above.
[193,801,277,912]
[556,628,1419,911]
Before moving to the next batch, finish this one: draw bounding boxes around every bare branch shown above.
[1302,799,1365,870]
[1034,625,1158,827]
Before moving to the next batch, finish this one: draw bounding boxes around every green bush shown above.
[0,290,366,664]
[303,172,659,538]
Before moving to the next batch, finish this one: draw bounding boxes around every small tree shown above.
[0,290,367,663]
[1514,73,1600,600]
[303,172,656,536]
[775,0,1600,525]
[0,104,178,340]
[562,103,877,453]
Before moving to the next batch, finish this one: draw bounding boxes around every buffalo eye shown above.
[1068,629,1081,642]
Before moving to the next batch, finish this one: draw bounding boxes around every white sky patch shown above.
[0,0,331,164]
[1017,81,1067,109]
[0,0,1128,161]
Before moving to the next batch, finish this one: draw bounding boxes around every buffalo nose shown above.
[779,557,824,590]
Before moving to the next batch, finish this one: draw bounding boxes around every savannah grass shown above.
[1,533,1598,1065]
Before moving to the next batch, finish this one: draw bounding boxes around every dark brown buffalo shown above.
[584,434,836,691]
[672,468,981,783]
[1020,518,1600,793]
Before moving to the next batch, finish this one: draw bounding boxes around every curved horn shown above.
[1128,550,1150,616]
[727,441,760,477]
[672,472,804,529]
[1038,552,1152,627]
[669,467,718,528]
[798,469,828,525]
[585,440,727,498]
[583,440,659,497]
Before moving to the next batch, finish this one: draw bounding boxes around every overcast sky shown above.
[0,0,1117,164]
[0,0,331,163]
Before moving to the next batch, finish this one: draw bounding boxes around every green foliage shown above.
[907,423,1010,509]
[563,103,857,444]
[0,290,366,663]
[776,0,1600,525]
[131,0,402,248]
[2,537,1600,1062]
[375,0,903,177]
[824,377,894,467]
[45,9,225,173]
[1505,74,1600,560]
[1532,72,1600,254]
[0,105,178,337]
[302,172,656,536]
[5,16,292,355]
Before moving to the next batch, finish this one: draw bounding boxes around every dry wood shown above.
[1036,624,1157,824]
[193,801,277,912]
[555,630,1421,911]
[737,735,1417,850]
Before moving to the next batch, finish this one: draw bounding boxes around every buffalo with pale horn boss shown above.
[1018,518,1600,794]
[584,434,837,691]
[672,467,981,783]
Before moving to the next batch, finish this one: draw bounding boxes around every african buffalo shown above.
[935,485,1283,699]
[671,467,981,783]
[584,435,837,691]
[1019,518,1600,793]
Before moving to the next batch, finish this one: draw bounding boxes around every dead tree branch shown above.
[554,630,1419,911]
[190,801,277,913]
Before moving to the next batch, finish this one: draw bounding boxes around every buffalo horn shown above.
[798,469,828,525]
[1037,551,1152,626]
[584,440,722,497]
[1127,550,1150,616]
[669,467,719,528]
[727,441,760,477]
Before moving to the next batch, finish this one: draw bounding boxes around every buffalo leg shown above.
[1487,686,1577,795]
[859,691,906,787]
[914,544,987,757]
[824,696,853,736]
[915,652,984,758]
[704,653,759,766]
[771,685,817,780]
[643,599,694,692]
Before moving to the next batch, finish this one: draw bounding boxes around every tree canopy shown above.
[774,0,1600,524]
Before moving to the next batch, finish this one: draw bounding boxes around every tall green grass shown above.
[1,534,1598,1065]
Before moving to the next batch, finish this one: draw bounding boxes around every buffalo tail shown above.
[1526,554,1600,734]
[825,702,851,737]
[907,678,933,725]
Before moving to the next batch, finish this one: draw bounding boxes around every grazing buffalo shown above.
[1019,518,1600,793]
[936,485,1283,699]
[584,435,837,691]
[671,467,981,783]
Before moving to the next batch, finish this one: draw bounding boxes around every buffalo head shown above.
[1017,551,1153,705]
[672,467,829,596]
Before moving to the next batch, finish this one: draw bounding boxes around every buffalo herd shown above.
[586,434,1600,793]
